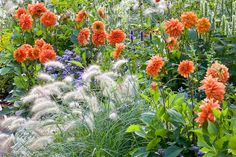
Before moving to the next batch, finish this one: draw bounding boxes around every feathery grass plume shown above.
[21,94,40,104]
[21,120,41,130]
[95,74,117,97]
[0,116,18,129]
[8,118,26,132]
[83,113,94,130]
[44,61,65,69]
[37,73,55,82]
[32,107,60,120]
[109,112,119,121]
[82,65,101,82]
[31,100,57,113]
[63,87,88,102]
[85,96,100,113]
[68,102,80,109]
[28,136,53,151]
[0,134,15,154]
[63,76,73,83]
[29,85,51,97]
[0,133,10,141]
[113,59,128,70]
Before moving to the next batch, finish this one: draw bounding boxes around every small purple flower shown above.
[140,31,144,41]
[64,49,74,56]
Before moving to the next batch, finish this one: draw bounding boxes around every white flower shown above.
[44,61,65,69]
[37,73,54,82]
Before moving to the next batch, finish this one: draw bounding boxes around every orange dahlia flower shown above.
[92,31,107,46]
[166,37,178,50]
[28,47,41,60]
[35,38,46,49]
[178,60,195,78]
[165,19,184,37]
[40,11,57,27]
[92,21,105,33]
[107,29,126,45]
[19,14,33,30]
[181,12,198,29]
[97,8,105,19]
[14,48,27,62]
[28,3,47,16]
[195,98,220,127]
[75,10,87,23]
[206,62,229,84]
[15,7,27,19]
[42,43,54,50]
[113,43,125,59]
[77,28,91,46]
[39,49,56,64]
[146,56,165,76]
[199,76,225,102]
[196,17,211,33]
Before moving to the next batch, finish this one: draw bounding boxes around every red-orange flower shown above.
[28,47,41,60]
[77,28,91,46]
[35,38,46,49]
[199,76,225,102]
[15,7,27,19]
[206,62,229,84]
[75,10,87,23]
[19,14,33,30]
[92,21,105,33]
[165,19,184,37]
[166,37,178,50]
[92,31,107,46]
[97,8,105,19]
[107,29,126,45]
[196,17,211,33]
[13,47,28,62]
[113,43,125,59]
[20,44,33,51]
[28,3,47,16]
[178,60,195,78]
[42,43,53,50]
[146,56,165,76]
[181,12,198,29]
[39,49,56,63]
[40,11,57,27]
[195,98,220,127]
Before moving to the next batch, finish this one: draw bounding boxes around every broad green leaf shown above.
[164,145,183,157]
[147,138,160,150]
[126,124,141,133]
[131,147,149,157]
[69,61,84,68]
[140,93,151,103]
[0,67,11,75]
[167,109,185,125]
[140,112,155,125]
[228,135,236,151]
[155,129,167,138]
[207,121,218,135]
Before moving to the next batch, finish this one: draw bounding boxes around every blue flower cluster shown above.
[46,50,83,84]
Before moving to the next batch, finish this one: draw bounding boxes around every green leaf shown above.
[207,121,218,135]
[126,124,141,133]
[164,145,183,157]
[167,109,185,125]
[155,129,167,138]
[140,93,151,103]
[131,147,149,157]
[228,135,236,152]
[140,112,155,125]
[69,60,84,68]
[147,138,160,150]
[0,67,11,75]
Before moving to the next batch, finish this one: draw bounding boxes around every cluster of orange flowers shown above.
[165,12,211,50]
[196,62,229,126]
[15,3,57,30]
[77,19,126,59]
[13,39,56,64]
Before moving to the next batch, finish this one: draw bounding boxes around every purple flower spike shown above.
[149,32,152,41]
[140,32,144,41]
